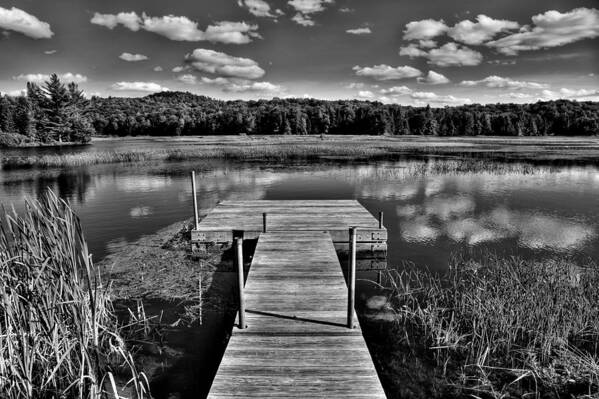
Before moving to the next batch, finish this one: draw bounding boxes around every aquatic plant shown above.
[385,254,599,398]
[0,190,151,398]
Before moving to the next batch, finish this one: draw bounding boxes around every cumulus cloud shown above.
[460,75,549,90]
[357,90,376,99]
[403,19,448,40]
[380,86,413,95]
[410,91,472,105]
[540,88,599,101]
[288,0,334,26]
[44,50,57,55]
[400,42,483,66]
[91,11,260,44]
[201,77,283,93]
[111,81,170,92]
[177,74,197,84]
[346,27,371,35]
[172,66,188,73]
[426,42,483,66]
[418,39,437,48]
[0,6,53,39]
[353,64,422,81]
[119,52,148,62]
[13,73,88,83]
[417,70,450,84]
[238,0,283,18]
[486,8,599,55]
[185,48,265,79]
[448,14,519,45]
[153,66,163,72]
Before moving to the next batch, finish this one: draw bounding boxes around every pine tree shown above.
[14,96,36,137]
[41,74,70,141]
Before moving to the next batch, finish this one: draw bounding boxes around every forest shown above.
[1,75,598,146]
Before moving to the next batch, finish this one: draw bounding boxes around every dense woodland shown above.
[1,75,598,146]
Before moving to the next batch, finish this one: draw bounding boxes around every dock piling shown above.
[348,227,357,328]
[236,237,246,329]
[191,171,199,230]
[378,211,384,229]
[263,212,267,233]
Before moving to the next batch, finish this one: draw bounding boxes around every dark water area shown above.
[1,147,599,398]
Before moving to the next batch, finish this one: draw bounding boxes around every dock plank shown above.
[207,230,385,398]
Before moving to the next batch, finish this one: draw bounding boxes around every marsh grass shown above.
[0,190,151,398]
[386,254,599,398]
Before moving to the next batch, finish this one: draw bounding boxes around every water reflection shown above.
[0,158,597,269]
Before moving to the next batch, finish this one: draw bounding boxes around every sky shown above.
[0,0,598,105]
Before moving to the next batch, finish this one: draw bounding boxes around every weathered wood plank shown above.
[207,230,385,398]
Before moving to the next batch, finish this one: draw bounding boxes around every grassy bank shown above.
[377,255,599,398]
[3,135,599,170]
[0,191,152,398]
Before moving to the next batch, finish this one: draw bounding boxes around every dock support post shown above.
[191,171,199,230]
[378,211,384,229]
[347,227,357,328]
[263,212,267,233]
[236,238,246,329]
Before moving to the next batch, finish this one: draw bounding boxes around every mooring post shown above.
[347,227,357,328]
[378,211,384,229]
[263,212,267,233]
[191,171,199,230]
[236,237,246,329]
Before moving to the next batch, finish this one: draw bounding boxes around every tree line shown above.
[1,76,598,145]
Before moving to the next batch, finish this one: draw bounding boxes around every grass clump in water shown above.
[385,254,599,398]
[0,191,151,398]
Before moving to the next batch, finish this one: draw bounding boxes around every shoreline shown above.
[2,135,599,170]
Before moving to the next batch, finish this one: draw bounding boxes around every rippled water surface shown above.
[1,156,598,270]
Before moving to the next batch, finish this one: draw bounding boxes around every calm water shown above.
[1,156,598,270]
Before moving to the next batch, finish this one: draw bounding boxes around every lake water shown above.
[1,152,598,271]
[2,142,599,397]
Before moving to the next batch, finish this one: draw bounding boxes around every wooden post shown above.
[263,212,267,233]
[191,171,199,230]
[236,238,246,329]
[347,227,357,328]
[378,211,384,229]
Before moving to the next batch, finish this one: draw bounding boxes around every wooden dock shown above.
[194,200,387,398]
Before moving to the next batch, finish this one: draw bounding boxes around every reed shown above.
[386,254,599,397]
[0,190,151,398]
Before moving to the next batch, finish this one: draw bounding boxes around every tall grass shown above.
[0,190,151,398]
[386,254,599,397]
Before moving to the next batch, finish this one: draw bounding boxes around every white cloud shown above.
[411,91,472,105]
[399,44,428,57]
[291,13,315,26]
[153,66,163,72]
[185,48,265,79]
[426,42,483,66]
[487,8,599,55]
[380,86,412,95]
[559,87,599,97]
[238,0,283,18]
[357,90,375,99]
[346,27,371,35]
[460,75,549,90]
[353,64,422,81]
[172,66,188,73]
[400,42,483,67]
[339,7,354,13]
[201,77,283,93]
[111,81,170,92]
[0,6,53,39]
[403,19,448,40]
[448,14,519,45]
[177,74,197,84]
[13,73,88,83]
[417,70,450,84]
[418,39,437,48]
[288,0,334,26]
[91,11,260,44]
[44,50,57,55]
[119,52,148,62]
[541,87,599,100]
[90,12,141,31]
